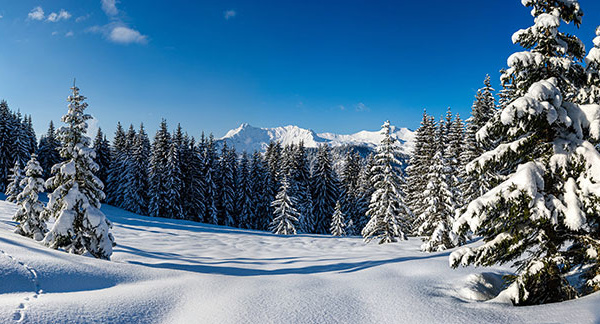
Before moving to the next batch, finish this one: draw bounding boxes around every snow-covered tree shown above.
[37,121,62,179]
[250,151,270,230]
[578,26,600,104]
[92,128,112,190]
[42,84,114,260]
[202,134,219,225]
[149,120,172,218]
[122,124,151,215]
[5,162,24,203]
[362,121,411,244]
[451,0,600,305]
[312,144,339,234]
[330,200,346,236]
[236,152,254,228]
[217,142,237,226]
[405,111,436,233]
[13,154,46,241]
[270,176,299,235]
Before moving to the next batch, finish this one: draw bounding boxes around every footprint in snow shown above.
[0,249,42,323]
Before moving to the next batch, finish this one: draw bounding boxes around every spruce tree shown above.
[362,121,411,244]
[203,134,219,225]
[37,121,62,179]
[13,154,46,241]
[122,124,151,215]
[330,200,346,236]
[451,0,600,305]
[0,101,14,190]
[292,142,315,233]
[339,151,362,235]
[42,84,114,260]
[311,144,339,234]
[5,162,24,203]
[270,176,299,235]
[217,142,236,226]
[250,151,270,230]
[405,112,436,233]
[149,120,172,218]
[579,26,600,104]
[105,123,127,206]
[236,152,254,228]
[93,128,112,191]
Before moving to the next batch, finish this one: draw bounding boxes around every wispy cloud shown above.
[51,31,59,36]
[109,26,147,44]
[338,105,346,111]
[47,9,71,22]
[355,102,370,112]
[75,14,90,23]
[0,15,3,20]
[65,31,74,37]
[224,10,236,20]
[27,7,45,21]
[101,0,119,16]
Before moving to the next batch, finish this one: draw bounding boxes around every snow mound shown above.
[1,200,600,323]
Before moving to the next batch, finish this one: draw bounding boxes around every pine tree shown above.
[13,154,46,241]
[37,121,62,179]
[356,153,376,231]
[362,121,411,244]
[292,142,314,233]
[311,144,339,234]
[579,26,600,104]
[270,176,299,235]
[149,119,172,218]
[105,123,127,206]
[250,151,270,230]
[191,133,207,222]
[93,128,112,191]
[339,151,362,235]
[451,0,600,305]
[203,134,219,225]
[164,139,184,219]
[13,111,31,168]
[216,142,236,226]
[0,101,14,190]
[236,152,254,228]
[460,76,498,206]
[330,200,346,236]
[405,111,436,233]
[42,84,114,260]
[122,124,151,215]
[5,161,24,203]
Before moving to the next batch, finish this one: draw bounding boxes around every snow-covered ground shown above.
[0,200,599,324]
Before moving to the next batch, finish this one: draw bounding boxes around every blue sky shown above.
[1,0,600,139]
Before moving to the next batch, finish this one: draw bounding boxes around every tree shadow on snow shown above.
[126,252,449,277]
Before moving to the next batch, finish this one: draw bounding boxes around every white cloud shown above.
[28,7,45,21]
[339,105,346,111]
[109,26,147,44]
[65,31,74,37]
[51,31,59,36]
[224,10,236,20]
[47,9,71,22]
[101,0,119,16]
[0,15,3,19]
[75,15,90,23]
[355,102,370,112]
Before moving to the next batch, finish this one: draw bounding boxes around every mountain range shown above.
[218,123,415,155]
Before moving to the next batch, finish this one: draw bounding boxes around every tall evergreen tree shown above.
[0,101,14,190]
[270,176,299,235]
[122,124,151,215]
[37,121,62,179]
[13,154,46,241]
[236,152,254,228]
[203,134,219,224]
[451,0,600,305]
[5,161,24,203]
[292,142,314,233]
[93,128,112,191]
[105,123,127,206]
[330,200,346,236]
[405,111,436,233]
[311,144,339,234]
[250,151,270,230]
[217,142,237,226]
[42,84,114,260]
[149,120,172,218]
[362,121,411,244]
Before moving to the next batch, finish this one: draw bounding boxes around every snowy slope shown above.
[219,123,415,155]
[0,200,599,323]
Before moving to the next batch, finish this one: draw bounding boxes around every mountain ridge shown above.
[218,123,415,155]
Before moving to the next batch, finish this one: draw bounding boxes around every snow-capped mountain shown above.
[218,123,415,155]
